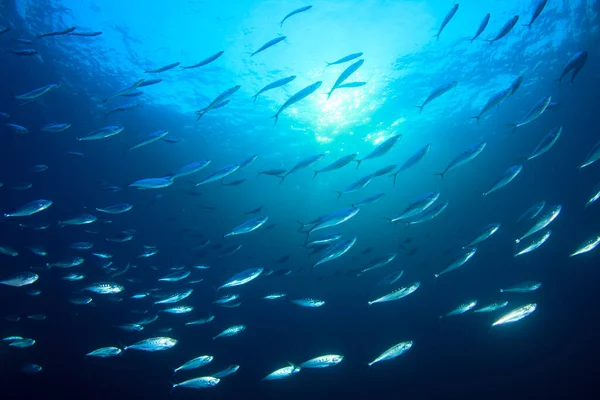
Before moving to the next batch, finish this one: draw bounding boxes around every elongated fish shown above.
[313,154,357,178]
[196,164,240,186]
[182,51,224,69]
[569,235,600,257]
[145,62,180,73]
[213,325,246,340]
[37,26,76,38]
[174,355,213,373]
[470,13,490,42]
[485,15,519,44]
[103,79,145,103]
[579,140,600,169]
[359,253,397,275]
[492,304,537,326]
[585,183,600,208]
[250,36,286,57]
[433,3,459,40]
[335,174,374,198]
[389,192,440,222]
[391,144,430,184]
[172,377,219,390]
[465,223,500,248]
[0,272,39,287]
[168,161,211,180]
[500,281,542,293]
[69,31,102,37]
[224,216,268,237]
[508,96,551,131]
[483,165,523,196]
[212,365,240,378]
[368,282,420,305]
[415,81,457,113]
[528,127,561,160]
[159,271,191,282]
[368,341,412,367]
[327,59,364,99]
[474,301,509,313]
[86,347,122,358]
[272,81,322,124]
[77,125,124,141]
[95,203,133,214]
[556,51,588,83]
[337,81,366,89]
[517,201,545,223]
[306,207,360,236]
[313,236,357,267]
[435,247,477,278]
[509,76,524,96]
[15,84,59,101]
[524,0,547,29]
[196,85,240,120]
[352,193,385,208]
[355,134,402,169]
[290,298,325,307]
[263,363,301,381]
[153,289,193,305]
[440,300,477,318]
[300,355,343,368]
[124,337,177,352]
[280,153,325,183]
[435,141,486,178]
[516,205,561,243]
[129,130,168,150]
[218,268,263,290]
[470,88,511,123]
[253,75,296,103]
[514,230,552,256]
[404,200,449,225]
[129,177,173,189]
[41,123,71,132]
[326,52,363,66]
[280,5,312,27]
[4,200,52,217]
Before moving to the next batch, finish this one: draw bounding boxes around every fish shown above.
[464,223,500,248]
[250,36,286,57]
[0,27,10,35]
[352,193,386,208]
[213,325,246,340]
[58,214,97,227]
[354,134,402,169]
[21,364,43,374]
[104,103,140,117]
[516,205,561,243]
[492,304,537,326]
[161,305,194,314]
[485,15,519,43]
[368,341,413,366]
[313,236,357,268]
[168,160,211,180]
[585,183,600,208]
[103,79,145,102]
[9,338,36,348]
[8,49,38,56]
[129,130,168,150]
[372,164,398,178]
[159,271,191,282]
[483,165,523,196]
[473,301,509,313]
[306,233,343,248]
[514,230,552,257]
[434,141,486,178]
[62,273,85,282]
[327,59,364,99]
[86,347,122,358]
[280,154,325,183]
[26,314,45,321]
[69,242,94,250]
[138,79,162,87]
[517,201,546,223]
[41,123,71,132]
[0,272,39,287]
[470,13,490,42]
[290,298,325,308]
[85,282,124,294]
[377,270,405,286]
[69,31,102,37]
[0,246,18,257]
[415,81,457,113]
[390,144,431,184]
[280,5,312,27]
[509,76,524,96]
[238,155,258,169]
[218,268,263,291]
[470,88,512,123]
[272,81,322,124]
[252,75,296,103]
[579,140,600,169]
[508,96,551,131]
[181,51,224,69]
[129,177,173,189]
[569,235,600,257]
[4,200,53,217]
[224,216,268,237]
[359,253,398,275]
[336,81,367,89]
[326,52,363,66]
[334,174,374,198]
[5,123,29,134]
[440,300,478,318]
[500,281,542,293]
[77,125,124,141]
[172,377,220,390]
[185,315,215,325]
[245,206,264,215]
[305,207,360,236]
[196,164,240,186]
[28,246,47,257]
[212,365,240,378]
[433,3,459,40]
[15,84,60,101]
[144,62,180,73]
[95,203,133,214]
[195,85,240,120]
[524,0,548,29]
[368,282,420,305]
[263,363,302,381]
[47,256,85,269]
[556,51,588,83]
[388,192,440,222]
[528,127,562,160]
[36,26,77,38]
[435,248,477,278]
[263,293,287,300]
[123,337,177,352]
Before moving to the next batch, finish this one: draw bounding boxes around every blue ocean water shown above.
[1,0,599,398]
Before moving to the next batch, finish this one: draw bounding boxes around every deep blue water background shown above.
[1,0,600,399]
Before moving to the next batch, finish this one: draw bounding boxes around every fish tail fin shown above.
[470,116,480,124]
[334,191,342,199]
[271,113,279,125]
[506,123,517,132]
[469,38,475,43]
[312,171,319,179]
[432,33,440,40]
[354,160,361,169]
[325,61,332,67]
[433,172,445,179]
[434,274,440,278]
[252,94,258,103]
[414,105,424,114]
[391,172,398,185]
[278,175,285,185]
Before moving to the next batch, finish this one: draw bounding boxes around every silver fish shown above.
[280,5,312,27]
[359,252,397,275]
[313,236,357,267]
[77,125,124,141]
[500,281,542,293]
[492,304,537,326]
[433,3,459,40]
[272,81,322,124]
[515,230,552,256]
[585,183,600,208]
[569,235,600,257]
[196,164,240,186]
[391,144,431,184]
[290,298,325,308]
[124,337,177,352]
[415,81,457,113]
[516,205,561,243]
[213,325,246,340]
[528,127,562,160]
[250,36,286,57]
[224,216,268,237]
[129,177,173,189]
[368,341,413,366]
[368,282,420,305]
[326,52,363,67]
[388,192,440,221]
[470,87,512,123]
[153,289,193,305]
[327,59,364,99]
[312,154,356,178]
[508,96,551,131]
[435,248,477,278]
[335,174,374,198]
[485,15,519,44]
[579,139,600,169]
[263,363,301,381]
[95,203,133,214]
[172,377,220,390]
[218,268,263,290]
[483,165,523,196]
[556,51,588,83]
[181,51,224,69]
[144,62,180,73]
[280,154,325,183]
[473,301,509,313]
[0,271,39,287]
[464,223,500,248]
[440,300,478,318]
[470,13,490,42]
[84,282,124,294]
[252,75,296,103]
[516,201,545,223]
[212,365,240,378]
[129,130,168,150]
[354,134,402,169]
[524,0,548,29]
[86,347,122,358]
[4,199,52,217]
[435,141,486,178]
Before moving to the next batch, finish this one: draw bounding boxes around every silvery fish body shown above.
[473,301,509,313]
[492,304,537,326]
[262,363,302,381]
[86,347,122,357]
[514,230,552,256]
[440,300,478,318]
[124,337,177,352]
[516,205,561,243]
[528,127,562,160]
[224,216,268,237]
[368,282,420,305]
[300,355,344,368]
[368,341,413,366]
[218,268,264,290]
[174,355,214,373]
[500,281,542,293]
[213,325,246,340]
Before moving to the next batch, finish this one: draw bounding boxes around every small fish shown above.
[0,246,18,257]
[212,365,240,378]
[213,325,246,339]
[516,201,546,223]
[129,177,173,189]
[290,298,325,308]
[185,315,215,325]
[492,304,537,326]
[5,123,29,134]
[115,323,143,332]
[9,49,38,56]
[352,193,386,208]
[69,242,94,250]
[354,134,402,169]
[440,300,478,318]
[41,123,71,132]
[528,127,562,160]
[159,270,191,282]
[9,338,36,348]
[96,203,133,214]
[435,248,477,278]
[368,341,413,366]
[464,223,500,248]
[104,103,140,117]
[145,62,180,73]
[335,174,374,198]
[473,301,509,313]
[433,3,459,40]
[327,59,365,99]
[263,293,287,300]
[32,164,49,172]
[313,237,357,268]
[263,363,302,381]
[569,235,600,257]
[69,31,102,37]
[15,84,59,101]
[62,273,85,282]
[123,337,177,352]
[326,52,363,66]
[556,51,588,83]
[213,294,240,304]
[470,13,490,42]
[515,230,552,256]
[153,289,193,305]
[368,282,420,305]
[280,153,325,183]
[359,252,397,275]
[415,81,457,113]
[172,377,220,390]
[280,5,312,27]
[195,164,240,186]
[507,96,551,132]
[579,140,600,170]
[470,88,512,123]
[483,165,523,196]
[250,36,286,57]
[585,183,600,208]
[388,192,440,222]
[161,305,194,314]
[181,51,224,69]
[84,282,124,294]
[58,214,97,227]
[272,81,322,124]
[391,144,431,184]
[77,125,124,141]
[377,270,404,286]
[524,0,548,29]
[224,216,268,237]
[195,85,240,119]
[37,26,77,38]
[485,15,519,44]
[500,281,542,293]
[174,355,214,374]
[21,363,42,374]
[253,75,296,103]
[129,130,168,150]
[86,347,122,358]
[434,141,486,178]
[516,205,561,244]
[509,76,524,96]
[336,81,367,89]
[0,272,39,287]
[218,268,263,290]
[168,161,211,180]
